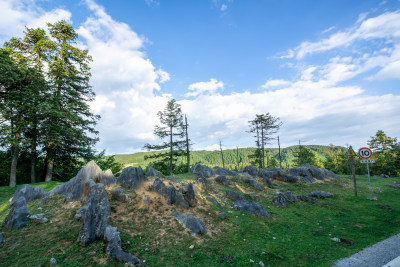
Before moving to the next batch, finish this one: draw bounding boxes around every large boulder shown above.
[258,169,278,179]
[146,167,164,178]
[182,183,197,207]
[244,166,258,176]
[110,189,130,202]
[310,191,333,199]
[288,167,315,183]
[172,211,208,235]
[289,164,338,182]
[117,166,146,190]
[215,175,229,186]
[212,166,237,177]
[0,233,4,243]
[283,191,298,203]
[387,182,400,189]
[175,192,190,209]
[100,169,117,186]
[104,226,143,266]
[271,192,287,207]
[191,163,214,178]
[233,200,271,217]
[166,186,177,205]
[302,164,326,180]
[153,178,167,196]
[226,190,246,201]
[259,169,298,183]
[240,178,263,191]
[10,184,46,206]
[3,197,30,229]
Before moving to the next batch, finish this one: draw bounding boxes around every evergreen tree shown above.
[144,99,187,175]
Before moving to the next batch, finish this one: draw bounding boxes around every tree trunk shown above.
[261,127,265,169]
[31,132,37,183]
[220,140,225,168]
[9,145,19,188]
[185,115,190,173]
[169,126,173,176]
[278,136,282,169]
[45,145,55,182]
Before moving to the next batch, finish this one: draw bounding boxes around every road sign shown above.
[348,146,356,156]
[360,159,375,163]
[358,147,372,159]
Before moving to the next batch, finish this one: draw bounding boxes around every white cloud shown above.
[156,69,170,83]
[185,78,224,97]
[221,4,228,11]
[261,79,291,88]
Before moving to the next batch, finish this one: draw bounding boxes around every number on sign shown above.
[358,147,373,159]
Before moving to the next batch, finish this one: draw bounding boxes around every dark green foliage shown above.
[294,145,323,167]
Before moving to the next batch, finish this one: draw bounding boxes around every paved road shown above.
[332,233,400,267]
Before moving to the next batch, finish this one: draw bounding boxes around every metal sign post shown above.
[348,146,357,197]
[358,148,374,199]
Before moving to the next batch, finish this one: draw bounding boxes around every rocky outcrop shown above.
[10,184,46,206]
[233,200,271,217]
[117,166,146,190]
[182,183,197,207]
[226,190,246,201]
[3,197,30,229]
[289,164,337,182]
[297,194,315,203]
[28,214,48,223]
[142,195,150,213]
[191,163,214,178]
[244,166,258,176]
[283,191,298,203]
[100,169,116,186]
[206,196,220,206]
[104,226,143,266]
[0,233,4,243]
[288,167,315,183]
[146,167,164,177]
[387,182,400,188]
[212,167,237,177]
[110,189,130,202]
[310,191,333,199]
[153,178,167,196]
[271,192,287,207]
[240,178,263,191]
[172,211,208,235]
[215,175,229,186]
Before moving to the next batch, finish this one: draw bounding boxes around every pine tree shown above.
[144,99,187,175]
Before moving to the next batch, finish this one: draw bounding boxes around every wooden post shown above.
[185,115,190,173]
[348,146,357,197]
[278,136,282,169]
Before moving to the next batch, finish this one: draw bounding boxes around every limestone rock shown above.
[206,196,220,206]
[117,166,146,190]
[244,166,258,176]
[142,195,150,213]
[387,182,400,188]
[110,189,130,202]
[50,257,57,267]
[166,186,177,205]
[310,191,333,199]
[3,197,30,229]
[240,178,263,190]
[10,184,46,206]
[104,226,143,266]
[172,211,208,235]
[233,200,271,217]
[274,172,299,183]
[86,183,110,214]
[283,191,298,203]
[175,192,190,209]
[213,167,237,177]
[297,194,315,203]
[218,211,227,219]
[271,192,287,207]
[263,177,273,188]
[215,175,229,186]
[226,190,246,201]
[28,214,48,223]
[258,169,278,179]
[153,178,167,196]
[166,175,178,182]
[100,169,117,186]
[74,205,87,221]
[0,232,4,243]
[191,163,214,178]
[146,167,164,177]
[182,183,197,207]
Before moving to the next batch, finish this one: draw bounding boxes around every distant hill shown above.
[114,145,346,170]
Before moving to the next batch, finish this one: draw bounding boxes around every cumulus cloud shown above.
[261,79,291,88]
[185,78,224,97]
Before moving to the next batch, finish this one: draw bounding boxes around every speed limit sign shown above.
[358,147,372,159]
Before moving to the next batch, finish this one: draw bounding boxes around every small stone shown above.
[50,257,58,267]
[218,211,227,219]
[29,214,48,223]
[259,261,265,267]
[189,245,194,249]
[250,259,254,263]
[331,237,340,242]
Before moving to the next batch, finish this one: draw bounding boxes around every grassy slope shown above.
[1,175,400,266]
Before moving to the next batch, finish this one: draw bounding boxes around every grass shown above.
[1,174,399,266]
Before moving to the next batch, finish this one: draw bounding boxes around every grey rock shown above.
[50,257,57,267]
[0,233,4,243]
[310,190,333,199]
[218,211,227,219]
[175,192,190,209]
[77,198,109,247]
[3,197,30,229]
[206,196,220,206]
[298,175,316,183]
[250,194,260,201]
[191,163,214,178]
[240,178,263,190]
[274,171,299,183]
[226,190,246,201]
[117,166,146,190]
[387,182,400,188]
[172,211,208,235]
[153,178,167,196]
[271,192,287,207]
[11,184,46,206]
[297,194,315,203]
[74,205,88,221]
[233,200,271,217]
[258,169,278,179]
[182,183,197,207]
[237,171,252,177]
[289,167,313,180]
[104,226,143,266]
[146,167,164,177]
[213,166,237,177]
[321,168,338,178]
[28,213,48,223]
[111,189,130,202]
[380,174,389,178]
[166,175,178,182]
[263,177,273,188]
[166,186,177,205]
[244,165,258,176]
[86,182,110,214]
[215,175,229,186]
[142,195,150,213]
[100,169,116,186]
[283,191,298,203]
[301,164,326,180]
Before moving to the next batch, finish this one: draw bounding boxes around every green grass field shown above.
[1,175,399,266]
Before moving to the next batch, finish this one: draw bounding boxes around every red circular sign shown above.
[358,147,372,159]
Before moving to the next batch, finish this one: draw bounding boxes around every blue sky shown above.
[1,0,400,154]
